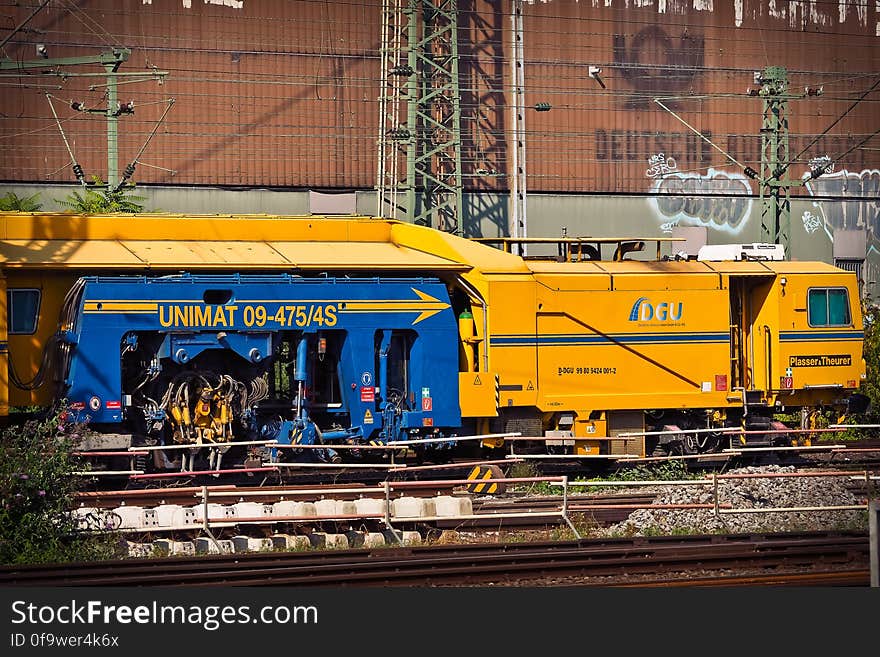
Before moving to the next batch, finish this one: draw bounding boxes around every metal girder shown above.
[376,0,410,221]
[0,48,130,71]
[377,0,463,235]
[1,49,132,187]
[509,0,527,251]
[757,66,793,259]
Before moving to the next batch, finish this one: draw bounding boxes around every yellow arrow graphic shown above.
[340,287,450,325]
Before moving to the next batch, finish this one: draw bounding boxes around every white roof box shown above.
[697,243,785,261]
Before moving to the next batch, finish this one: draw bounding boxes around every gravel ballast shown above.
[599,464,869,536]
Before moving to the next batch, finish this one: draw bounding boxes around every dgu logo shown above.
[628,297,683,322]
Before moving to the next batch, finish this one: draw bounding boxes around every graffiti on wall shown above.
[803,166,880,239]
[646,154,753,233]
[801,159,880,292]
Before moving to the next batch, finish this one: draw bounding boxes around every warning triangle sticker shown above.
[526,381,534,390]
[473,375,482,385]
[364,409,374,424]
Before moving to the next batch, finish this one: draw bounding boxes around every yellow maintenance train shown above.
[0,212,868,470]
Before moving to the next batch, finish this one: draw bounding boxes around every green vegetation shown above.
[56,176,147,214]
[823,299,880,438]
[855,302,880,425]
[0,191,42,211]
[604,459,696,482]
[569,459,700,493]
[0,407,122,565]
[507,461,558,495]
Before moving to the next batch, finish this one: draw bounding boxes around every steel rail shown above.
[0,531,866,587]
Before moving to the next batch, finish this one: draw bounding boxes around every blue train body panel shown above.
[62,274,461,447]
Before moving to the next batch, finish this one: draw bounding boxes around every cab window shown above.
[808,287,850,327]
[7,289,41,334]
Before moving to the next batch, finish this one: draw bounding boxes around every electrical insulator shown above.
[115,101,135,116]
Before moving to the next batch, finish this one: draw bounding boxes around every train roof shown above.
[0,213,484,272]
[0,212,851,279]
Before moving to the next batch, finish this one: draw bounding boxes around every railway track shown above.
[73,482,461,509]
[68,456,876,546]
[72,438,880,495]
[74,437,880,504]
[610,569,869,587]
[0,531,867,587]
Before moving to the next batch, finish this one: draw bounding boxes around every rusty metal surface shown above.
[0,0,877,196]
[0,530,868,586]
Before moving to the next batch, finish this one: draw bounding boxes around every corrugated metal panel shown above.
[0,0,877,196]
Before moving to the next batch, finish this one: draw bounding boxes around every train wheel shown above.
[699,432,723,454]
[670,433,700,456]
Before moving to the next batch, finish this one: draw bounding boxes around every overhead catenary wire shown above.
[0,0,52,53]
[113,96,175,191]
[45,93,85,185]
[0,0,876,194]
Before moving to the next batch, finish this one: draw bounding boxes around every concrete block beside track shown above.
[155,504,197,527]
[233,502,272,519]
[180,506,198,525]
[336,500,358,516]
[73,507,120,532]
[392,496,433,518]
[71,506,97,523]
[345,530,386,548]
[153,505,181,527]
[434,495,472,517]
[141,508,160,528]
[195,537,234,554]
[314,499,337,517]
[382,529,422,546]
[354,497,386,518]
[272,501,297,517]
[324,533,349,549]
[271,534,311,550]
[125,541,154,558]
[307,532,349,549]
[153,539,195,556]
[113,506,145,530]
[272,500,318,520]
[193,503,237,522]
[232,536,274,553]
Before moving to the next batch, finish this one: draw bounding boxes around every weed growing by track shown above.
[0,406,122,565]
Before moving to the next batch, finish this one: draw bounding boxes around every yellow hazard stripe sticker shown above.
[467,467,497,494]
